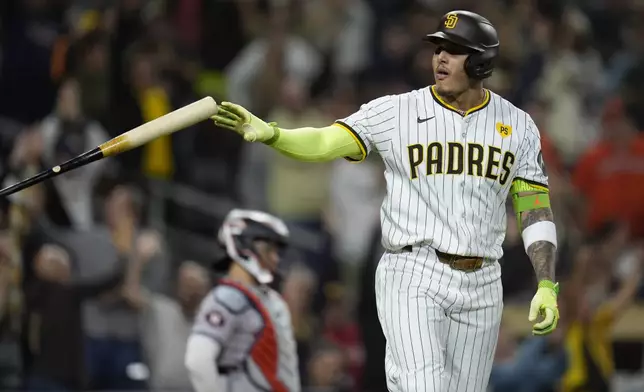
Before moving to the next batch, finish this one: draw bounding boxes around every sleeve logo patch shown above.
[206,311,225,327]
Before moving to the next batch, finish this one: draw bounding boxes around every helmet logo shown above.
[445,14,459,29]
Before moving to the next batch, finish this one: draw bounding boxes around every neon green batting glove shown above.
[211,102,279,144]
[528,280,560,336]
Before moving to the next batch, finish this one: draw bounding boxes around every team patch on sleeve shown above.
[206,310,226,327]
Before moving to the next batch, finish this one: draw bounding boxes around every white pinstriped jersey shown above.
[336,85,548,260]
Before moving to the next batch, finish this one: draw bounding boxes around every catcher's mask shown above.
[217,209,289,285]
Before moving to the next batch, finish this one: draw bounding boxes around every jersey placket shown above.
[451,114,468,255]
[454,115,468,223]
[459,115,473,220]
[460,115,477,254]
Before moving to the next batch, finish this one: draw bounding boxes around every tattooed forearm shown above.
[522,207,556,282]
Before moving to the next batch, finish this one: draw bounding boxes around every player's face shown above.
[253,239,281,273]
[432,41,472,96]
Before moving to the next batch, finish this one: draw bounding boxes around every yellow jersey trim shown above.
[333,122,367,163]
[430,85,490,117]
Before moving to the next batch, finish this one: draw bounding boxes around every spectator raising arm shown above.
[605,246,644,318]
[120,230,163,310]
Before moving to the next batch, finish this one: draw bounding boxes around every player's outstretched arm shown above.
[212,102,363,162]
[511,180,559,336]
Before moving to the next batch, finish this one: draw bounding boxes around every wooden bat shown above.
[0,96,218,197]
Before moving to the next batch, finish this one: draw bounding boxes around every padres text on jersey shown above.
[335,86,547,259]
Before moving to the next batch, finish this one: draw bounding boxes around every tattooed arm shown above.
[512,183,560,335]
[520,199,557,282]
[512,121,560,334]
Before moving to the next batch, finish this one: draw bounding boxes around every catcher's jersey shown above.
[336,85,548,260]
[192,279,300,392]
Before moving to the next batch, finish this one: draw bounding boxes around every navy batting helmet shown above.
[424,10,499,80]
[216,209,289,284]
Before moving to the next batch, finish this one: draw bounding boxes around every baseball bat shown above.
[0,96,218,197]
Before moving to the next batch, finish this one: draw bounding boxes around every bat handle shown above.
[0,148,104,197]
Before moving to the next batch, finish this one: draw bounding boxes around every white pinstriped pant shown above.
[375,245,503,392]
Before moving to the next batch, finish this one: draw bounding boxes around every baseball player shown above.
[212,10,559,392]
[184,209,300,392]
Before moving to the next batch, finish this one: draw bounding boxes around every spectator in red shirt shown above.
[572,97,644,238]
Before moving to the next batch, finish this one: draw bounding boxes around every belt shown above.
[402,245,484,272]
[218,365,243,375]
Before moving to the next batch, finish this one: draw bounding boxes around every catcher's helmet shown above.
[424,10,499,80]
[217,209,289,285]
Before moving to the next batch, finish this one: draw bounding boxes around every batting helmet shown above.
[216,209,289,285]
[424,10,499,80]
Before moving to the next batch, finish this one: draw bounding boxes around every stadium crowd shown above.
[0,0,644,391]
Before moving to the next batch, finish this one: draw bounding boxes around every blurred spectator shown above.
[0,0,69,124]
[282,262,319,382]
[37,77,109,230]
[524,99,565,176]
[537,7,604,165]
[22,242,125,392]
[572,98,644,239]
[136,260,210,392]
[0,225,21,390]
[83,186,169,391]
[603,14,644,96]
[194,0,263,71]
[264,78,343,301]
[321,286,364,392]
[6,124,45,183]
[225,3,322,115]
[71,30,111,125]
[299,0,374,93]
[305,340,351,392]
[357,227,387,392]
[621,61,644,132]
[491,326,568,392]
[327,157,385,265]
[0,117,22,184]
[507,10,551,107]
[266,78,334,225]
[560,225,643,392]
[524,97,581,250]
[108,4,177,182]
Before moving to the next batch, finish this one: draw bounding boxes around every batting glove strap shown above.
[538,279,559,295]
[265,123,281,146]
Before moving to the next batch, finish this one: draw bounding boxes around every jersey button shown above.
[461,213,466,218]
[461,133,466,137]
